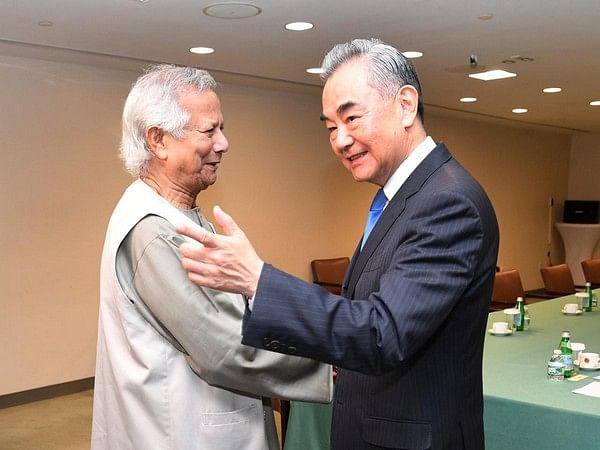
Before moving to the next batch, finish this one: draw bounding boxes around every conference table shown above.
[283,292,600,450]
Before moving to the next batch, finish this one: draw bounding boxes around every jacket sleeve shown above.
[243,190,487,374]
[120,216,332,403]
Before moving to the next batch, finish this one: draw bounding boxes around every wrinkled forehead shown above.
[321,60,385,118]
[179,89,223,123]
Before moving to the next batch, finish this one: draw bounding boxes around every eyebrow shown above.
[319,101,357,122]
[195,119,224,130]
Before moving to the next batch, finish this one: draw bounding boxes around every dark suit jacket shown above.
[243,143,499,450]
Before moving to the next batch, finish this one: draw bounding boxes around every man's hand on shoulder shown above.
[177,206,264,298]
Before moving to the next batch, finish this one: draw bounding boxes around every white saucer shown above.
[562,309,582,315]
[489,328,513,336]
[579,363,600,371]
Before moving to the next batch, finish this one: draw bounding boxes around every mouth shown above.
[347,151,367,162]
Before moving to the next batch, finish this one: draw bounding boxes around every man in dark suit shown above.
[177,38,499,450]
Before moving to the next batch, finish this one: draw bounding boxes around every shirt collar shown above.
[382,136,436,202]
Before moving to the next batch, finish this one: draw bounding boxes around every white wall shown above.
[426,113,571,285]
[568,132,600,200]
[0,44,579,395]
[0,54,136,395]
[567,132,600,259]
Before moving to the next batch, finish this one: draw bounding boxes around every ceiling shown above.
[2,0,599,132]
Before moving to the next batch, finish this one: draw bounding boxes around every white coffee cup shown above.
[563,303,579,314]
[492,321,509,333]
[571,342,586,363]
[579,352,600,368]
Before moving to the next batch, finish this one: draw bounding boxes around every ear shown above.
[146,127,169,160]
[395,85,419,128]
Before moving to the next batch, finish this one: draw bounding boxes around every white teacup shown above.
[579,352,600,368]
[492,321,509,333]
[571,342,586,363]
[563,303,579,314]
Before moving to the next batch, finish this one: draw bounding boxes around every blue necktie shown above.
[361,189,387,250]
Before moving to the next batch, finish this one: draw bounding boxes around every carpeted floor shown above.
[0,390,93,450]
[0,389,284,449]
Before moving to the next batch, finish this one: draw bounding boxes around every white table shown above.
[555,222,600,285]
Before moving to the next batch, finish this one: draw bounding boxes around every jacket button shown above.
[288,346,297,353]
[263,337,271,348]
[270,340,280,350]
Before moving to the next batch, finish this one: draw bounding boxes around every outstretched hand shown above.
[176,206,264,298]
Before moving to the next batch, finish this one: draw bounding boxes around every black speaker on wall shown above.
[563,200,600,224]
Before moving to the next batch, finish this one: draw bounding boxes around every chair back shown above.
[540,264,576,294]
[310,257,349,294]
[492,269,525,307]
[581,258,600,284]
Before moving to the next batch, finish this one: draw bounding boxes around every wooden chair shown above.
[271,398,289,447]
[310,257,349,294]
[581,258,600,287]
[490,269,525,311]
[540,263,576,295]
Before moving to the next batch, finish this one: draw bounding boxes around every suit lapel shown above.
[346,143,452,298]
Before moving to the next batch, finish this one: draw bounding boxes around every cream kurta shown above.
[92,180,331,450]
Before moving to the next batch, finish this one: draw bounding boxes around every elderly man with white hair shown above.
[91,64,331,450]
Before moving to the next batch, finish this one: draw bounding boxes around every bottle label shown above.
[585,292,592,310]
[562,354,573,370]
[547,362,563,377]
[513,315,522,327]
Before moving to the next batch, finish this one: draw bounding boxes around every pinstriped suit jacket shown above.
[243,143,499,450]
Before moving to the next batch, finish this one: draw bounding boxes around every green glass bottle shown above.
[515,297,526,331]
[559,331,573,378]
[584,282,593,312]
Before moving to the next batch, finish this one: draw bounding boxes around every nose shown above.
[213,129,229,153]
[333,126,353,152]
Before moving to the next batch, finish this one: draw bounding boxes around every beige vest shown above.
[92,180,278,450]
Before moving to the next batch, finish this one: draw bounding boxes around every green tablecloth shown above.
[483,293,600,450]
[284,293,600,450]
[283,401,332,450]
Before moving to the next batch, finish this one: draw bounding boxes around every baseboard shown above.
[0,377,94,409]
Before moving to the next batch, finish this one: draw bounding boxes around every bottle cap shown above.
[561,331,570,337]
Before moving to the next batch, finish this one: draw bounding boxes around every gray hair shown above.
[321,38,424,121]
[120,64,217,177]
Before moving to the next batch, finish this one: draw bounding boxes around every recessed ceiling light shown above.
[285,22,313,31]
[543,87,562,93]
[37,20,54,27]
[460,97,477,103]
[203,2,261,19]
[306,67,324,74]
[478,13,493,20]
[469,70,517,81]
[512,108,528,114]
[402,51,423,59]
[189,47,215,55]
